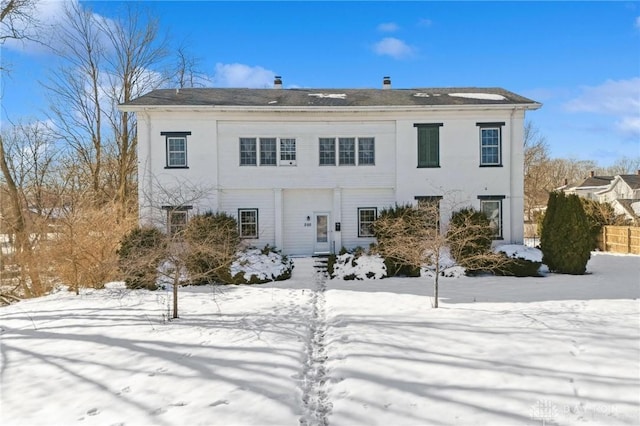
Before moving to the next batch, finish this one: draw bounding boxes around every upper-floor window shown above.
[162,131,191,168]
[238,208,258,238]
[240,137,257,165]
[358,137,375,165]
[415,124,442,168]
[339,138,356,165]
[358,207,377,237]
[260,138,277,166]
[478,195,505,239]
[240,137,296,166]
[319,138,336,166]
[477,122,504,167]
[280,138,296,165]
[320,137,375,166]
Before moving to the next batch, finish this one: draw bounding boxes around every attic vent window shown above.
[308,93,347,99]
[449,93,506,101]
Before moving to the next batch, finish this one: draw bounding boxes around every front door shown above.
[314,213,331,254]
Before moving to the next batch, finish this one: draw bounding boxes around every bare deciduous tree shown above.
[0,120,57,297]
[45,2,168,215]
[373,201,507,308]
[127,180,233,319]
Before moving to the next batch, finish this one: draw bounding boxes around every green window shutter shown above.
[417,126,440,167]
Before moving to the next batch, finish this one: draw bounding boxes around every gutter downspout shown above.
[143,109,152,225]
[509,106,520,244]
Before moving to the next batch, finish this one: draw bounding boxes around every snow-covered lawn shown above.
[1,252,639,426]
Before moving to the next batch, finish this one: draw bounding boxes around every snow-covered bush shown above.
[225,246,293,284]
[329,249,387,280]
[495,245,543,277]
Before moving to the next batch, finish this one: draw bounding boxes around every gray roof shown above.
[122,87,540,108]
[577,176,615,188]
[619,174,640,190]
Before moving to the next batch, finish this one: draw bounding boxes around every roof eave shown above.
[118,102,542,113]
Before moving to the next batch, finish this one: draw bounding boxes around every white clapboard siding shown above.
[339,188,396,251]
[282,189,333,255]
[216,121,396,190]
[219,189,276,248]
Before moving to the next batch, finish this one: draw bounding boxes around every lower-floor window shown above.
[358,207,377,237]
[239,209,258,238]
[479,196,504,239]
[163,205,192,236]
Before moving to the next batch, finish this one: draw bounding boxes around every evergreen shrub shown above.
[118,227,167,290]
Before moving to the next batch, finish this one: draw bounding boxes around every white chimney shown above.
[383,76,391,90]
[274,76,283,89]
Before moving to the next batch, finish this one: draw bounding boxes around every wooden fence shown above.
[598,226,640,255]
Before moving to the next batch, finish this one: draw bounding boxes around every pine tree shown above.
[540,192,559,271]
[540,192,591,274]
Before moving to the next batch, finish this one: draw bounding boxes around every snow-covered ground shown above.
[1,252,639,426]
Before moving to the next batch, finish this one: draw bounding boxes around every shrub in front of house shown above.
[329,247,387,280]
[183,211,240,284]
[372,204,424,277]
[118,227,167,290]
[447,207,493,275]
[494,245,543,277]
[540,192,591,275]
[222,245,293,284]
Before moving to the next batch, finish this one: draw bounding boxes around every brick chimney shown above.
[274,76,282,89]
[382,76,391,90]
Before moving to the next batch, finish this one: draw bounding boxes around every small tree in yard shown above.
[540,192,591,274]
[373,201,506,308]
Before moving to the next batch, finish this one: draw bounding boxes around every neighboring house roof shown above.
[576,176,615,189]
[619,174,640,190]
[121,87,541,109]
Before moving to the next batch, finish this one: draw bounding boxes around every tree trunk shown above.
[172,273,179,319]
[0,136,43,296]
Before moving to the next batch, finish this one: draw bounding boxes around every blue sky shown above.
[1,1,639,166]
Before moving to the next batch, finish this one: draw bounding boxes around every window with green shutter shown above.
[415,123,442,168]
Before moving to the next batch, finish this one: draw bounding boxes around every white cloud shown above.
[635,16,640,29]
[564,78,640,139]
[377,22,399,32]
[616,116,640,138]
[373,37,415,59]
[418,18,433,27]
[211,63,276,88]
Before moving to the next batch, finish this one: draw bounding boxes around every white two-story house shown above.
[120,78,541,256]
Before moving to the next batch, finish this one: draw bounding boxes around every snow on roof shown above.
[449,93,507,101]
[308,93,347,99]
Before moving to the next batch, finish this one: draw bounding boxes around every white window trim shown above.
[240,137,297,167]
[238,208,259,239]
[162,131,191,168]
[279,138,297,166]
[358,207,377,237]
[477,122,504,167]
[478,196,504,239]
[320,136,376,166]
